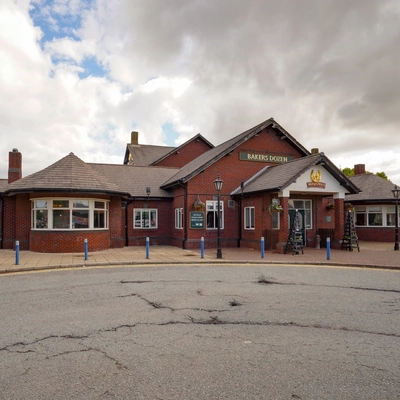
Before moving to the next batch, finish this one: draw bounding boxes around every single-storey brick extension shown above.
[0,118,398,253]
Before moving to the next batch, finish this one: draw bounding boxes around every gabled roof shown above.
[5,153,126,196]
[90,163,177,198]
[0,178,8,193]
[231,152,360,195]
[150,133,214,166]
[123,144,175,166]
[161,117,310,189]
[346,174,399,202]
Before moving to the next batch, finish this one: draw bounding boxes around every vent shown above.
[228,200,235,208]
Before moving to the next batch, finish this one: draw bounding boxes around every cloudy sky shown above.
[1,0,400,183]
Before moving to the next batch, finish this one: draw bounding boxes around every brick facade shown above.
[1,119,360,253]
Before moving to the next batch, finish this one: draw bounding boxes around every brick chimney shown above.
[354,164,366,176]
[131,131,139,145]
[311,148,319,154]
[8,148,22,183]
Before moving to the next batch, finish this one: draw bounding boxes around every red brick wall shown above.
[30,230,110,253]
[354,227,396,242]
[127,199,174,246]
[154,139,212,168]
[2,192,125,252]
[173,127,304,250]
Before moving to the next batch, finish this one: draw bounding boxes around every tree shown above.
[376,171,389,181]
[341,167,354,177]
[341,167,389,181]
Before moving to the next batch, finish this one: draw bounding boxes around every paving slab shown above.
[0,241,399,274]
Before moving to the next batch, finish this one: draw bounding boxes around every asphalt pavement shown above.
[0,241,399,274]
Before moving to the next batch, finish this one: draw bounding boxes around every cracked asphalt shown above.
[1,264,399,399]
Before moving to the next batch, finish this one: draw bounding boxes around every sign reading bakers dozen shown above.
[239,152,294,163]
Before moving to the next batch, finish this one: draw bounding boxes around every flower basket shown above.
[269,204,283,213]
[193,196,205,211]
[344,202,354,212]
[326,202,335,210]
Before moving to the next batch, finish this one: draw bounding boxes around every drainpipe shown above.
[237,196,242,247]
[125,198,135,246]
[177,180,187,249]
[0,196,4,249]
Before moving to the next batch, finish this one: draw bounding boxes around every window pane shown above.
[36,200,47,208]
[134,211,141,228]
[53,200,69,208]
[369,206,382,212]
[207,211,216,228]
[272,212,279,229]
[94,210,105,228]
[150,211,157,227]
[305,210,311,228]
[53,210,70,228]
[73,200,89,208]
[355,213,366,226]
[387,213,396,226]
[95,201,105,209]
[72,210,89,228]
[142,211,149,227]
[293,200,303,209]
[36,210,48,228]
[368,213,382,226]
[355,206,366,212]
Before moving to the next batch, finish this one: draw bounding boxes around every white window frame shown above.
[244,206,255,230]
[175,208,183,229]
[31,198,109,230]
[134,208,158,229]
[206,200,224,230]
[288,199,312,229]
[355,205,398,227]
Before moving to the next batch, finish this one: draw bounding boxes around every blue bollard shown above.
[327,237,331,260]
[201,236,204,259]
[261,237,265,258]
[15,240,20,265]
[146,237,150,259]
[84,238,88,261]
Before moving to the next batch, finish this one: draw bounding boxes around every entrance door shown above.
[288,209,306,246]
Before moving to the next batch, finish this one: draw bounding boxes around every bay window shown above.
[32,199,108,230]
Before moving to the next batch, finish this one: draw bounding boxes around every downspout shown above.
[177,180,187,249]
[0,196,4,249]
[237,196,242,247]
[125,198,135,247]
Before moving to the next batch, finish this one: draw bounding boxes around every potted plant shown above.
[326,201,335,210]
[193,196,205,211]
[269,203,283,213]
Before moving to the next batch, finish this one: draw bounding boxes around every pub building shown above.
[0,117,377,254]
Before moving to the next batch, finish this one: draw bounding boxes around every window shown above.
[355,205,397,227]
[175,208,183,229]
[31,198,109,230]
[368,206,382,226]
[134,209,158,229]
[288,199,312,228]
[387,206,396,226]
[206,200,224,229]
[244,207,255,230]
[271,211,280,229]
